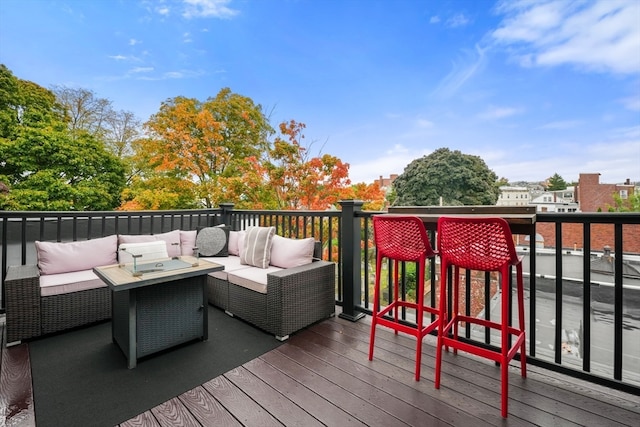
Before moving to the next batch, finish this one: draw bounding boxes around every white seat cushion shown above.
[40,270,107,297]
[201,255,251,280]
[226,265,283,294]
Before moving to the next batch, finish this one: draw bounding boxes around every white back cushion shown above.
[35,235,118,275]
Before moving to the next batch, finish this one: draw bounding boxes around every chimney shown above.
[625,178,630,185]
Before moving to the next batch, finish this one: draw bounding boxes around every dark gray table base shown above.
[112,275,207,368]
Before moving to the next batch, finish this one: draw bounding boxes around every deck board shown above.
[119,411,161,427]
[244,356,367,426]
[2,311,639,427]
[202,374,282,426]
[150,397,201,427]
[177,386,243,427]
[223,366,322,427]
[0,321,36,427]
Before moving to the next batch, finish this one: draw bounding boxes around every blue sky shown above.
[1,0,639,185]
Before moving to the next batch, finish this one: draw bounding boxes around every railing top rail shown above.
[0,209,219,220]
[230,209,341,216]
[537,212,640,224]
[389,205,537,215]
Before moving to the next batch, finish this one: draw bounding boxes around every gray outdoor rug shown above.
[29,305,282,427]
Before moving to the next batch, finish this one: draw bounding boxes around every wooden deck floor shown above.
[120,313,639,427]
[2,312,639,426]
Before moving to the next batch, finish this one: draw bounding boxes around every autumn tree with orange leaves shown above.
[122,88,272,209]
[254,120,351,210]
[121,88,387,211]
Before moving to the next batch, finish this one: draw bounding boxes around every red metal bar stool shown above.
[369,215,439,381]
[435,216,526,418]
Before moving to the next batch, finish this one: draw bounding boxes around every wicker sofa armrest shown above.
[5,264,42,343]
[266,260,336,339]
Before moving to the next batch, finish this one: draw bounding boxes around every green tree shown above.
[547,173,567,191]
[392,147,500,206]
[608,192,640,212]
[0,65,125,210]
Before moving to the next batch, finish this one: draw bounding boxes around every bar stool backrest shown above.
[373,215,436,262]
[437,216,519,271]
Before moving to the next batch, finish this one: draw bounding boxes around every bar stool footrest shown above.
[441,315,525,364]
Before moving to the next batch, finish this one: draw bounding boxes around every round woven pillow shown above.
[196,227,227,256]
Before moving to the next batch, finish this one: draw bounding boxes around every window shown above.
[620,190,628,199]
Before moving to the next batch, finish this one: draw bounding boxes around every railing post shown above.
[339,199,365,322]
[219,203,234,228]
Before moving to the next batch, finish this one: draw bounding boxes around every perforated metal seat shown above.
[435,216,526,417]
[369,215,440,381]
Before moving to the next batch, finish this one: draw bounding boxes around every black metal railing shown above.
[1,204,638,396]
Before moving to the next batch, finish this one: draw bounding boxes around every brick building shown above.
[534,222,640,254]
[575,173,635,212]
[535,173,640,254]
[376,174,398,191]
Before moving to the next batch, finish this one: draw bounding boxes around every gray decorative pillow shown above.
[240,226,276,268]
[196,225,230,257]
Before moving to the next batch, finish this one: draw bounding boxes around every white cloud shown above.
[135,69,206,81]
[348,145,432,184]
[447,13,470,28]
[490,131,640,183]
[430,16,440,24]
[164,71,184,78]
[609,125,640,139]
[129,38,141,46]
[432,44,487,98]
[156,6,170,16]
[129,67,154,73]
[492,0,640,74]
[538,120,584,130]
[415,118,434,128]
[182,0,239,19]
[620,96,640,112]
[108,54,141,62]
[477,106,523,120]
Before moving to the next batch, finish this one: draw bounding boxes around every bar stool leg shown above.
[517,264,527,377]
[393,260,399,334]
[434,261,448,389]
[414,259,425,380]
[368,252,383,361]
[501,265,510,418]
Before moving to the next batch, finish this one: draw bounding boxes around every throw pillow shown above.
[118,230,182,258]
[228,230,240,256]
[240,226,276,269]
[35,235,118,275]
[180,230,197,256]
[196,225,230,257]
[269,235,315,269]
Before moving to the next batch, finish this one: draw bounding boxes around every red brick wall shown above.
[576,173,635,212]
[534,222,640,254]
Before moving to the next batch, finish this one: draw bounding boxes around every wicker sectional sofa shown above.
[205,240,336,341]
[4,228,336,344]
[4,234,121,344]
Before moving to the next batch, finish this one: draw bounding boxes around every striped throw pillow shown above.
[240,226,276,268]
